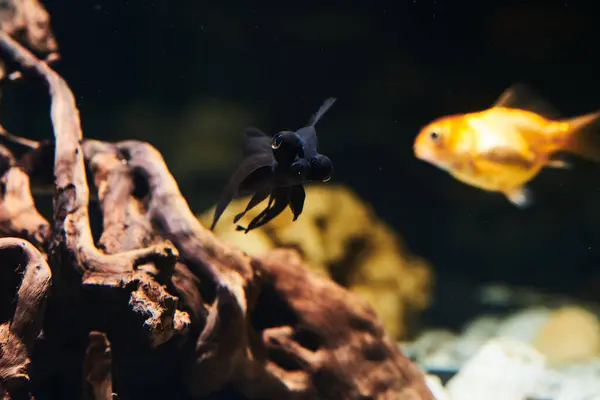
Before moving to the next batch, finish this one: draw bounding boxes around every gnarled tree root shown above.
[83,331,113,400]
[0,143,49,251]
[0,31,435,400]
[0,237,51,400]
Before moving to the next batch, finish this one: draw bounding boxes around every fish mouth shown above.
[414,146,449,171]
[413,145,434,163]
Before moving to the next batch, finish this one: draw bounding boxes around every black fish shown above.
[209,97,336,232]
[209,129,309,232]
[271,97,337,168]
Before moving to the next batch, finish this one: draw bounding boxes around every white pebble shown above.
[445,338,546,400]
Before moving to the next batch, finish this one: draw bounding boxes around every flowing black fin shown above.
[492,83,563,120]
[237,192,276,233]
[243,188,289,233]
[233,188,270,224]
[308,97,337,127]
[242,127,272,157]
[288,185,306,221]
[295,126,318,158]
[210,153,273,231]
[298,97,337,158]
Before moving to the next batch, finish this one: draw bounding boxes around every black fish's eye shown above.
[272,134,283,150]
[429,131,440,140]
[321,164,333,182]
[309,155,333,182]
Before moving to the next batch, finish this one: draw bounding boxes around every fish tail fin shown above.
[560,111,600,162]
[308,97,337,126]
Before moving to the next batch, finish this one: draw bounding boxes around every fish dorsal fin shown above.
[492,83,563,120]
[308,97,337,127]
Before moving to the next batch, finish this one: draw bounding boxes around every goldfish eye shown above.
[272,134,283,150]
[429,131,440,141]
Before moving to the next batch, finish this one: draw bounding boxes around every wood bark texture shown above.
[0,14,435,400]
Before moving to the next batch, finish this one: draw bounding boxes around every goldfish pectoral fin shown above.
[485,147,537,169]
[505,186,534,208]
[493,83,563,120]
[562,111,600,163]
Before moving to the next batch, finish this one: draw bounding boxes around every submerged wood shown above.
[0,32,434,399]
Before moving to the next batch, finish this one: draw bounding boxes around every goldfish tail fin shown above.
[561,111,600,163]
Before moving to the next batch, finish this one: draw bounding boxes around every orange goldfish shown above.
[413,84,600,207]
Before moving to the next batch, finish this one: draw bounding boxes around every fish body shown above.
[413,84,600,207]
[210,98,336,232]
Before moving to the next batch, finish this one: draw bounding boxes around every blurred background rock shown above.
[2,1,600,340]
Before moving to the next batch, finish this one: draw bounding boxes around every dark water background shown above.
[2,0,599,329]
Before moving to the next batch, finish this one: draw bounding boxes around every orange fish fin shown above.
[560,111,600,163]
[485,147,537,169]
[504,186,534,208]
[493,83,563,120]
[546,158,572,169]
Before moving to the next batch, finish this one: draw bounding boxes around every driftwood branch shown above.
[0,143,49,250]
[82,331,113,400]
[0,26,435,400]
[0,0,59,83]
[0,237,51,400]
[0,33,189,350]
